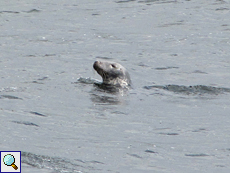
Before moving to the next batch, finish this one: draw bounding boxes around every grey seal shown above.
[93,61,131,88]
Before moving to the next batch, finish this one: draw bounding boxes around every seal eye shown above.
[111,64,116,68]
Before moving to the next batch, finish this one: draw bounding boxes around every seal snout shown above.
[93,61,100,71]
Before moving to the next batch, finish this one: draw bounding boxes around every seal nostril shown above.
[111,64,116,68]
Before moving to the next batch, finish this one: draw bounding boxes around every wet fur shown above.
[93,61,131,87]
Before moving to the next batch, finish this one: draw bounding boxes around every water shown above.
[1,0,230,172]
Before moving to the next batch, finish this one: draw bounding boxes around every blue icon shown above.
[3,154,18,170]
[1,151,21,173]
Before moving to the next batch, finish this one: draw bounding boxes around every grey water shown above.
[1,0,230,172]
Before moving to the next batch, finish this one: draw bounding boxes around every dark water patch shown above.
[32,81,44,84]
[216,7,229,11]
[12,121,39,127]
[159,21,184,27]
[138,0,177,4]
[32,77,49,84]
[21,151,97,172]
[26,55,36,57]
[185,153,209,157]
[213,0,227,4]
[145,150,157,154]
[95,56,113,60]
[43,54,56,57]
[158,132,179,136]
[192,128,206,132]
[215,165,225,167]
[138,62,150,67]
[0,95,22,100]
[138,53,143,56]
[192,70,208,74]
[25,9,41,13]
[127,153,142,159]
[154,127,171,131]
[155,66,179,70]
[144,85,230,95]
[29,111,47,117]
[223,28,230,31]
[111,111,127,115]
[88,160,104,164]
[0,11,19,14]
[38,77,49,81]
[116,0,136,3]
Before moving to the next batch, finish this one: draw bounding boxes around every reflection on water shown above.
[90,93,121,105]
[77,77,129,105]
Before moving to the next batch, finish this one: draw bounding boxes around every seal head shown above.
[93,61,131,87]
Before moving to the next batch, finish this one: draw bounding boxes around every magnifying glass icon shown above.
[3,154,18,170]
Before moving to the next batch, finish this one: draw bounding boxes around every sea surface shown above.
[1,0,230,172]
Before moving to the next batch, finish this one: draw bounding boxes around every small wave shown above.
[116,0,136,3]
[185,153,210,157]
[21,151,100,173]
[144,85,230,95]
[25,9,41,13]
[0,95,22,100]
[76,77,101,84]
[0,11,19,14]
[12,121,39,127]
[138,0,177,4]
[0,87,26,92]
[76,77,130,95]
[29,111,47,117]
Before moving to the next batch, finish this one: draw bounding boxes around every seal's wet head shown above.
[93,61,131,87]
